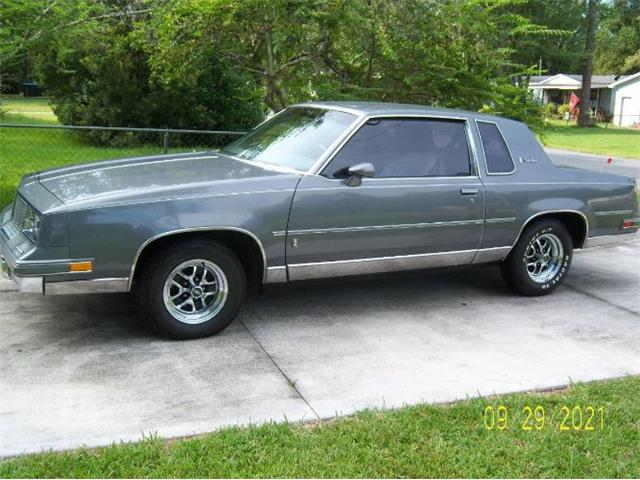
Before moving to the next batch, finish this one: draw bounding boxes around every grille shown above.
[1,196,28,240]
[12,196,29,229]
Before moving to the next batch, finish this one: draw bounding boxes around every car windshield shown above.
[222,107,357,172]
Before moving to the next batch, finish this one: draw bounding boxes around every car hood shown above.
[36,152,300,208]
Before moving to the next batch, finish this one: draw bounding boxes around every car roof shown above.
[295,101,509,123]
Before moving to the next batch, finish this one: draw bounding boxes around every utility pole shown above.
[578,0,598,127]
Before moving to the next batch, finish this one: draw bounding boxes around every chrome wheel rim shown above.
[163,259,228,325]
[525,233,564,284]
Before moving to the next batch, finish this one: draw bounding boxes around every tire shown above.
[138,240,246,339]
[501,219,573,296]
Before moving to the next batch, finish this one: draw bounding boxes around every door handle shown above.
[460,188,480,196]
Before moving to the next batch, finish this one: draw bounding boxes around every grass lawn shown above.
[0,96,59,123]
[0,100,222,207]
[538,120,640,159]
[1,376,639,478]
[0,98,164,206]
[0,114,172,207]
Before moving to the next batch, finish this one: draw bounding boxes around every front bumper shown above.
[1,241,128,296]
[1,255,44,293]
[1,255,129,295]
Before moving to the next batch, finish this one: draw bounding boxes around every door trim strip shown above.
[281,219,484,237]
[274,218,516,237]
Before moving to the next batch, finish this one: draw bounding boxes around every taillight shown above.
[622,219,638,229]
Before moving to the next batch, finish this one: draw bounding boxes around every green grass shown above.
[538,119,640,159]
[0,96,59,123]
[0,98,163,207]
[1,377,639,478]
[0,116,171,207]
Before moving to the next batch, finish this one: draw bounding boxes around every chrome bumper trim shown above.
[1,254,44,293]
[0,255,8,277]
[45,278,129,295]
[265,266,287,284]
[583,232,639,248]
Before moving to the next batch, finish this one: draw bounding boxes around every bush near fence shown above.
[0,124,245,207]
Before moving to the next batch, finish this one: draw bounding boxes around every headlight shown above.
[20,204,41,242]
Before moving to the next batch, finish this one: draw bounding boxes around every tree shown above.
[578,0,598,127]
[594,0,640,74]
[13,0,572,131]
[0,0,58,93]
[147,0,325,112]
[28,0,262,135]
[508,0,585,75]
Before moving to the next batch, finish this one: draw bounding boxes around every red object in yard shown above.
[569,92,580,115]
[607,157,613,164]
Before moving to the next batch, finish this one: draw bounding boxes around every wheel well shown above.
[131,230,265,291]
[522,212,588,248]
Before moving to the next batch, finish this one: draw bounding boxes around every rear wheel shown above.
[139,240,246,339]
[501,219,573,296]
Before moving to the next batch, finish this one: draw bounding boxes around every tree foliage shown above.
[594,0,640,74]
[3,0,632,131]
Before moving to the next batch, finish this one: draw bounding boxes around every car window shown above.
[222,107,356,172]
[477,121,515,174]
[322,118,472,178]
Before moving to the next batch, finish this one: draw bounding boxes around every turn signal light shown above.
[69,261,93,272]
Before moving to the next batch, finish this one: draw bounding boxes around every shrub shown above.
[557,103,571,118]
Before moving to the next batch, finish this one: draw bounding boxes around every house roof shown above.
[609,71,640,88]
[529,73,626,89]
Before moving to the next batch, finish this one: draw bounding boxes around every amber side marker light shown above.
[69,261,93,272]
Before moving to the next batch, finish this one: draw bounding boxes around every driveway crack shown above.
[239,317,320,419]
[563,283,640,318]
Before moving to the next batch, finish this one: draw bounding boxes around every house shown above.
[528,73,640,126]
[609,72,640,127]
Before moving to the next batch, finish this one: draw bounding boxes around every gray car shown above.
[1,102,638,338]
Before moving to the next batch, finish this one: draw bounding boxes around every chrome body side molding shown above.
[274,218,514,238]
[288,249,478,281]
[583,232,638,248]
[593,210,634,217]
[265,266,287,284]
[472,246,512,264]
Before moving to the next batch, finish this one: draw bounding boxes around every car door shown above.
[285,116,485,280]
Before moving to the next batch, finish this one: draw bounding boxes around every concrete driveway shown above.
[1,239,639,457]
[1,149,639,457]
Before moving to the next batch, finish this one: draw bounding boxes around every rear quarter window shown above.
[477,121,515,174]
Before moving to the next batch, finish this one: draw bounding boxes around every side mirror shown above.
[345,162,375,187]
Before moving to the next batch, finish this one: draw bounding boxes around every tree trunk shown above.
[578,0,598,127]
[263,30,287,113]
[264,75,286,112]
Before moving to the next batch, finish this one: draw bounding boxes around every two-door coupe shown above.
[1,102,638,338]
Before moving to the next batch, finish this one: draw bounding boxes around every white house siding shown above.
[611,74,640,127]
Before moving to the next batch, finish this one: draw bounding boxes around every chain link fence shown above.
[0,124,246,207]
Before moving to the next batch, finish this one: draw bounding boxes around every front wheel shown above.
[501,219,573,296]
[139,240,246,339]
